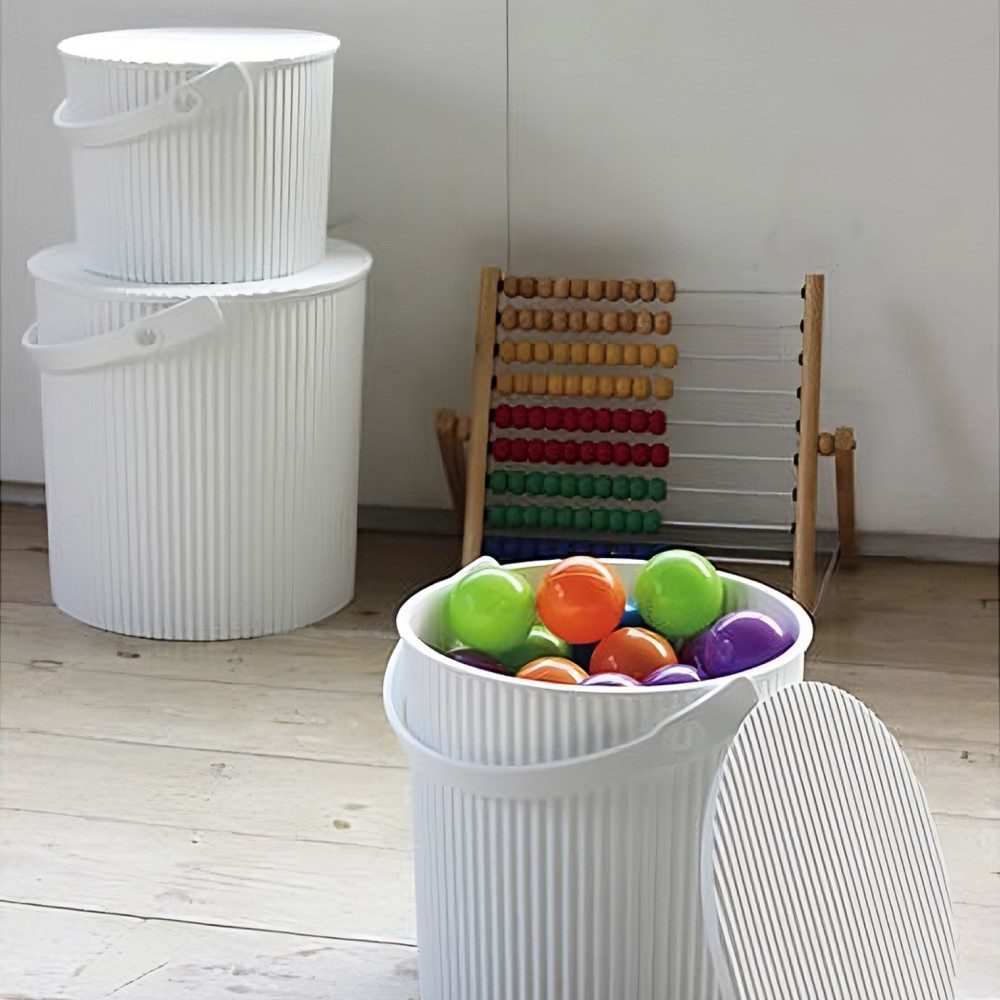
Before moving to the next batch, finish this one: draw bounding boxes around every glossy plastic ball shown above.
[517,656,588,685]
[446,566,535,657]
[536,556,627,644]
[503,623,572,671]
[643,663,705,686]
[580,672,642,687]
[682,611,794,677]
[633,549,724,643]
[589,626,678,682]
[448,648,508,674]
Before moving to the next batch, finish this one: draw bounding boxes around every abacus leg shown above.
[834,426,859,567]
[435,408,464,512]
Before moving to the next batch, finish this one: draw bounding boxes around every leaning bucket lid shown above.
[702,681,955,1000]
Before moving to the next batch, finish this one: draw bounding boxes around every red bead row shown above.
[493,405,666,435]
[491,437,670,467]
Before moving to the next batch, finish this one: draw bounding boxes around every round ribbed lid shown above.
[58,27,339,68]
[28,240,371,302]
[703,681,954,1000]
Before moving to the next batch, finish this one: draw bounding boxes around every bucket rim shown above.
[395,557,814,695]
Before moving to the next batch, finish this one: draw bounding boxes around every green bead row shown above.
[489,470,666,502]
[485,504,662,534]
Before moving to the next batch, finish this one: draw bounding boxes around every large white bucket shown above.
[54,28,338,284]
[391,557,810,765]
[24,239,372,640]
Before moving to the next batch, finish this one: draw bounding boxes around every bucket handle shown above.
[22,297,224,374]
[383,644,760,800]
[53,61,250,148]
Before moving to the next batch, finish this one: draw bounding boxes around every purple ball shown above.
[448,648,508,674]
[581,672,643,687]
[642,663,705,686]
[681,611,794,677]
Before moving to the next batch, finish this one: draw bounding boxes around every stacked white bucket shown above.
[24,28,372,639]
[385,558,813,1000]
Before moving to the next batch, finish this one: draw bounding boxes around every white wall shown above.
[2,0,998,540]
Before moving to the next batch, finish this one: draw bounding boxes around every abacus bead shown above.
[598,376,615,398]
[630,410,649,433]
[578,407,596,432]
[587,280,603,300]
[630,476,648,499]
[577,474,595,498]
[619,310,636,333]
[648,411,666,434]
[605,280,622,301]
[494,404,512,428]
[595,408,613,432]
[535,310,552,331]
[515,341,533,364]
[564,375,582,396]
[652,377,673,399]
[609,510,626,532]
[622,280,639,301]
[561,440,579,464]
[632,377,651,398]
[639,280,655,301]
[636,311,653,334]
[528,405,546,429]
[613,442,631,466]
[511,438,529,462]
[574,508,592,531]
[493,438,512,461]
[658,345,678,367]
[613,476,630,500]
[511,404,528,428]
[642,510,662,533]
[602,312,618,333]
[527,438,545,462]
[486,506,505,528]
[587,343,606,365]
[504,506,524,529]
[508,470,526,494]
[498,341,516,363]
[496,373,514,395]
[570,279,587,298]
[520,277,537,298]
[657,280,676,303]
[586,311,601,332]
[569,310,585,332]
[640,344,658,367]
[525,471,544,494]
[543,473,560,495]
[649,478,666,501]
[500,307,517,329]
[544,440,562,464]
[591,508,609,531]
[562,408,580,432]
[529,373,547,395]
[553,278,571,298]
[579,439,597,464]
[595,475,612,498]
[570,343,588,365]
[533,341,551,363]
[650,444,670,467]
[614,376,632,398]
[537,278,554,297]
[490,470,508,493]
[523,506,541,528]
[552,310,568,332]
[552,343,571,365]
[540,506,557,529]
[626,510,643,534]
[581,375,598,397]
[612,408,630,432]
[633,443,650,466]
[545,407,562,431]
[556,507,574,529]
[559,474,576,498]
[596,441,614,464]
[621,344,640,366]
[548,374,566,396]
[518,309,533,330]
[654,312,671,335]
[605,343,623,366]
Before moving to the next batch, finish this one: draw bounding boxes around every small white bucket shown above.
[24,240,372,640]
[390,557,810,765]
[54,28,338,284]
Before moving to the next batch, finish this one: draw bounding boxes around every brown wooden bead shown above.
[652,377,674,399]
[514,373,532,394]
[515,341,533,363]
[552,343,571,365]
[658,344,678,367]
[552,310,568,332]
[517,309,533,331]
[601,312,619,333]
[639,344,658,367]
[529,373,546,395]
[520,277,537,298]
[568,310,585,332]
[500,307,518,330]
[547,374,565,396]
[621,344,640,366]
[604,280,622,301]
[498,341,516,363]
[503,276,519,297]
[636,311,653,334]
[564,374,582,396]
[535,309,552,331]
[619,310,636,333]
[605,343,623,366]
[587,279,603,300]
[533,341,552,363]
[818,432,836,456]
[639,280,655,301]
[580,375,598,397]
[496,373,514,395]
[597,376,615,398]
[570,279,587,299]
[614,375,632,397]
[586,343,606,365]
[537,277,553,298]
[553,278,571,298]
[654,312,672,335]
[570,342,588,365]
[622,280,639,302]
[631,377,650,399]
[657,279,676,303]
[585,311,601,332]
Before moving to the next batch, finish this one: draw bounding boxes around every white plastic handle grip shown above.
[383,644,760,800]
[22,297,224,374]
[53,61,250,148]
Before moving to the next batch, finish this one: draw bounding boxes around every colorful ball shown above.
[633,549,724,644]
[682,610,794,677]
[589,626,678,682]
[517,656,588,685]
[446,566,535,657]
[643,663,705,686]
[581,672,642,687]
[536,556,627,644]
[503,623,572,671]
[448,648,508,674]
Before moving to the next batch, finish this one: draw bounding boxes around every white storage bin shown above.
[54,27,338,284]
[24,239,372,640]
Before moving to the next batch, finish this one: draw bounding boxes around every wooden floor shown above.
[1,502,997,999]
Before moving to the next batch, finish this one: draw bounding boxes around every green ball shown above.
[594,476,613,498]
[507,471,526,495]
[633,549,724,644]
[573,508,592,531]
[525,471,545,495]
[502,623,571,670]
[649,478,666,501]
[486,506,505,528]
[612,477,630,500]
[591,508,610,531]
[543,474,561,497]
[446,566,535,657]
[559,474,577,499]
[556,506,574,529]
[523,505,541,528]
[642,509,662,533]
[540,506,557,529]
[577,475,595,499]
[629,476,648,500]
[504,505,524,528]
[625,510,643,534]
[609,510,626,533]
[489,470,508,495]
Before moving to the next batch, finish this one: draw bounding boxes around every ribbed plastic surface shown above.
[392,559,810,765]
[31,246,370,639]
[705,682,955,1000]
[58,29,335,284]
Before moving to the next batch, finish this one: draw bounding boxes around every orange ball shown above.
[590,627,678,682]
[535,556,627,644]
[516,657,588,685]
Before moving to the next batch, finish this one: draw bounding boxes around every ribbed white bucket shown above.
[55,27,338,284]
[24,239,372,640]
[391,557,810,765]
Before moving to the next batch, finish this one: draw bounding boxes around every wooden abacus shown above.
[438,267,858,610]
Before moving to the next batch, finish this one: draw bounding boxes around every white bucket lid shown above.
[58,27,340,68]
[28,240,372,303]
[703,681,954,1000]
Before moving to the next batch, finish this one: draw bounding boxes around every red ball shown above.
[545,407,562,431]
[612,408,630,433]
[650,444,670,467]
[536,556,627,644]
[595,408,613,432]
[561,440,579,464]
[527,405,546,430]
[527,438,545,462]
[579,440,597,464]
[493,438,512,461]
[494,405,512,429]
[511,404,529,429]
[596,441,614,464]
[590,627,678,682]
[648,411,666,434]
[613,442,631,466]
[510,438,529,462]
[629,410,649,433]
[544,440,562,464]
[562,408,580,432]
[578,407,596,432]
[632,443,650,466]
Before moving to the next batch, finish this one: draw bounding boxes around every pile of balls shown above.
[442,551,795,687]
